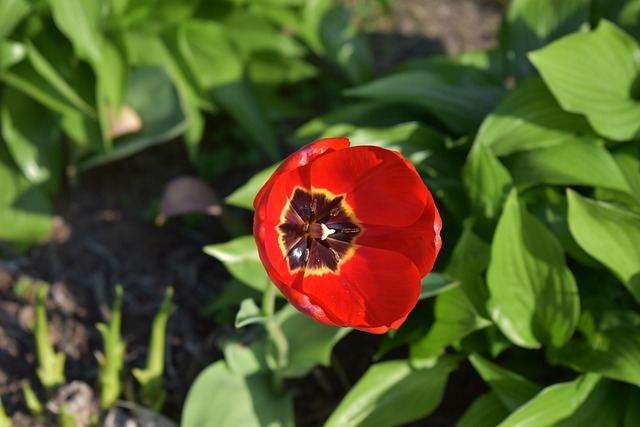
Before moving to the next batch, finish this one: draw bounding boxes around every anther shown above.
[329,248,340,263]
[330,207,340,216]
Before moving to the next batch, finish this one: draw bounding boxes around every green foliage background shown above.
[2,0,640,426]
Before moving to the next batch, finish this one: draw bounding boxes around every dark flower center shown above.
[278,187,361,274]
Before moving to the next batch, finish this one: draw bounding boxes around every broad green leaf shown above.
[469,354,542,412]
[550,320,640,387]
[419,272,459,300]
[318,4,373,84]
[226,163,279,210]
[275,304,350,378]
[346,67,506,134]
[499,376,634,427]
[475,77,596,157]
[182,361,294,427]
[487,190,580,348]
[325,357,457,427]
[178,20,243,90]
[504,137,630,192]
[49,0,103,63]
[529,20,640,141]
[1,88,62,190]
[26,41,96,118]
[0,0,31,39]
[212,78,279,161]
[567,190,640,302]
[593,0,640,40]
[410,287,491,361]
[77,67,187,170]
[204,235,271,292]
[223,340,268,376]
[445,221,491,317]
[462,144,512,238]
[0,150,53,244]
[596,143,640,210]
[499,0,590,80]
[456,392,510,427]
[293,101,418,145]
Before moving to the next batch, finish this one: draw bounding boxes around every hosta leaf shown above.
[456,392,509,427]
[324,356,457,427]
[346,66,506,134]
[469,354,542,412]
[504,137,630,192]
[499,375,635,427]
[275,304,350,378]
[203,235,271,293]
[182,361,294,427]
[529,20,640,141]
[49,0,103,63]
[475,77,596,157]
[0,0,31,39]
[567,190,640,302]
[225,163,279,210]
[499,0,590,80]
[1,88,62,193]
[550,320,640,387]
[410,287,490,361]
[487,190,580,348]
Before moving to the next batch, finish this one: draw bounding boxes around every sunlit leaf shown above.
[529,20,640,141]
[567,190,640,303]
[182,361,294,427]
[325,356,457,427]
[204,235,271,293]
[225,163,279,210]
[456,392,509,427]
[469,354,542,412]
[487,190,580,348]
[0,0,32,39]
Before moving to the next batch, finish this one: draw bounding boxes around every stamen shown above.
[329,248,340,263]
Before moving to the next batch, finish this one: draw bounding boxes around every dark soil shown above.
[0,1,505,425]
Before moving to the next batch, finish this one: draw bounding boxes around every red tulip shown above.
[253,137,442,333]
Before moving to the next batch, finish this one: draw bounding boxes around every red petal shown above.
[253,137,350,209]
[358,190,442,276]
[309,146,428,227]
[292,246,422,333]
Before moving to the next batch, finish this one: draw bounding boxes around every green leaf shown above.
[499,0,590,80]
[178,20,243,90]
[225,163,278,210]
[567,190,640,303]
[475,77,597,157]
[455,392,510,427]
[469,354,542,412]
[77,67,187,170]
[462,144,512,237]
[487,190,580,348]
[212,78,279,161]
[445,221,492,317]
[529,20,640,141]
[499,376,635,427]
[0,150,53,244]
[346,66,506,134]
[410,287,491,361]
[504,137,630,192]
[550,319,640,387]
[0,0,31,39]
[204,235,271,292]
[324,356,457,427]
[0,40,26,71]
[223,340,268,376]
[419,272,460,300]
[235,298,266,328]
[182,361,294,427]
[49,0,104,63]
[593,0,640,41]
[275,304,350,378]
[1,87,62,190]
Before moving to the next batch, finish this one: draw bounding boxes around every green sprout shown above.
[96,284,126,409]
[132,286,176,410]
[22,383,44,419]
[0,397,11,427]
[34,284,66,391]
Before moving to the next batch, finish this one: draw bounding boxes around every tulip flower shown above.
[253,137,441,333]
